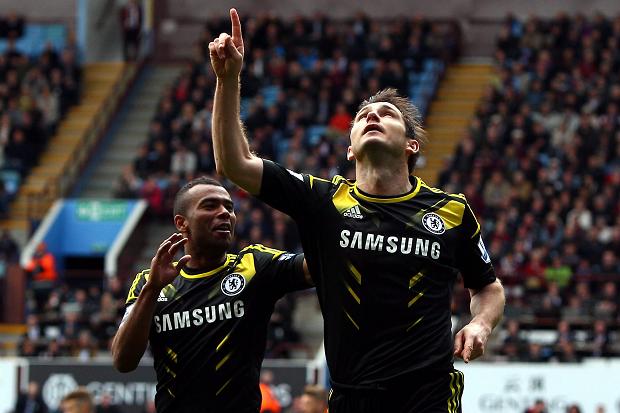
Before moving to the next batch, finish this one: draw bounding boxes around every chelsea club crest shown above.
[221,273,246,296]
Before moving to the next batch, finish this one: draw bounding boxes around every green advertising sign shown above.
[75,200,129,222]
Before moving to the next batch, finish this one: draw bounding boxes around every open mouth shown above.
[213,222,232,233]
[363,123,385,135]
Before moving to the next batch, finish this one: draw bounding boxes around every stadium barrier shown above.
[3,358,310,413]
[461,360,620,412]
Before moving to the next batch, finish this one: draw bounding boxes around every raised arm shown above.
[209,8,263,195]
[111,234,190,372]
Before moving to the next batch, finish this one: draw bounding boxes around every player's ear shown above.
[346,145,356,162]
[174,215,188,232]
[406,139,419,156]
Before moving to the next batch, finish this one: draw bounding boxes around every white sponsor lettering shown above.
[339,230,441,259]
[154,300,245,333]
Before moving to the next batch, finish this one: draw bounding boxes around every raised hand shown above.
[146,233,191,292]
[209,8,244,80]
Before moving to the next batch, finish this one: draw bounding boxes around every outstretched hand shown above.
[147,233,191,292]
[209,8,244,80]
[453,320,491,363]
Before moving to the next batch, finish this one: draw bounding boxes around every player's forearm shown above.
[469,279,505,332]
[212,78,262,194]
[111,284,159,372]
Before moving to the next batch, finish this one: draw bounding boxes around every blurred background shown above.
[0,0,619,412]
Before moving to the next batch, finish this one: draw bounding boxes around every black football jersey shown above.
[125,245,306,412]
[258,159,495,386]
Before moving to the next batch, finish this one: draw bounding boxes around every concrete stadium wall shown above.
[165,0,620,19]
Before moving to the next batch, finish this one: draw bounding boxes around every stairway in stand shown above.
[416,63,494,187]
[1,62,134,243]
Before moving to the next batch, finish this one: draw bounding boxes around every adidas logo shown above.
[343,205,364,219]
[157,291,168,302]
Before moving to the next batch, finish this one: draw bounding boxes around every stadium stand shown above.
[439,13,620,360]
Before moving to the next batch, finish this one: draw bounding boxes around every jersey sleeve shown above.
[124,269,150,307]
[454,200,496,290]
[246,245,309,297]
[257,159,329,220]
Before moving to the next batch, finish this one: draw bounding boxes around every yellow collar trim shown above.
[180,255,234,279]
[353,177,421,203]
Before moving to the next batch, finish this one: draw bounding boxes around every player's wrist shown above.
[216,74,241,85]
[469,317,492,334]
[142,281,163,297]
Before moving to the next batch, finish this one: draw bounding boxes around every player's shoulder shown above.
[239,244,286,260]
[125,268,151,304]
[417,178,470,205]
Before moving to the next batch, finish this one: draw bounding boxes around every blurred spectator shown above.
[0,229,19,262]
[501,319,527,360]
[565,405,582,413]
[14,381,48,413]
[589,320,611,357]
[24,242,58,311]
[525,399,547,413]
[95,393,124,413]
[60,388,95,413]
[0,12,25,39]
[259,370,281,413]
[119,0,142,61]
[24,242,56,283]
[294,385,328,413]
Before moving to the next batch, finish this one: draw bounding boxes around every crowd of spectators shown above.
[0,16,82,216]
[19,274,127,360]
[441,13,620,360]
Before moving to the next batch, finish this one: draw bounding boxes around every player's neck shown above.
[186,249,228,272]
[355,162,412,196]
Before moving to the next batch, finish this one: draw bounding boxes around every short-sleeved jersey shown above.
[124,245,306,413]
[258,160,496,386]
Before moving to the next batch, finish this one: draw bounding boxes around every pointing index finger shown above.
[230,8,243,47]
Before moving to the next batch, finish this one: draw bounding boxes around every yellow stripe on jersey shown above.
[419,179,445,194]
[332,183,362,214]
[465,202,481,237]
[344,310,360,330]
[346,262,362,285]
[447,372,457,412]
[167,388,175,398]
[166,347,177,363]
[216,352,233,371]
[408,289,426,308]
[344,281,360,304]
[233,253,258,282]
[409,272,424,289]
[406,316,424,332]
[163,363,177,378]
[125,270,148,304]
[216,333,230,352]
[216,378,233,396]
[434,200,465,230]
[455,371,465,412]
[309,174,331,188]
[353,177,421,203]
[180,255,234,279]
[331,175,353,186]
[244,244,285,259]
